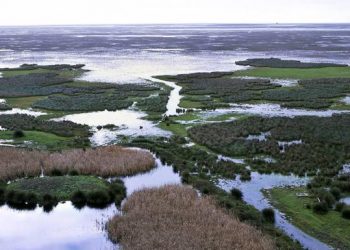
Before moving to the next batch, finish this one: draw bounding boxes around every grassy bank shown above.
[233,67,350,79]
[265,187,350,249]
[7,176,109,200]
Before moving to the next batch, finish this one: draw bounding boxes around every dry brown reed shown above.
[108,185,275,250]
[0,146,155,181]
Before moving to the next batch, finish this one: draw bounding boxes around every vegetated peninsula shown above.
[236,57,348,68]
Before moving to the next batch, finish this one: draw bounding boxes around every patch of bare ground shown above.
[0,146,155,181]
[108,185,275,250]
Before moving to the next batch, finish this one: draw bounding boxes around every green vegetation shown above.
[0,114,90,148]
[233,67,350,79]
[266,187,350,249]
[4,176,127,210]
[188,114,350,176]
[7,176,109,200]
[0,64,166,113]
[235,58,347,68]
[160,68,350,110]
[0,130,74,150]
[6,96,53,109]
[158,121,188,137]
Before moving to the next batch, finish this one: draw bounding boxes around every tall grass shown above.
[0,146,155,181]
[108,185,274,250]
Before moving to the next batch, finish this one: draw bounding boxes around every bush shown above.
[330,187,341,200]
[5,190,37,210]
[313,201,329,214]
[86,190,111,208]
[0,187,5,206]
[342,208,350,219]
[13,130,25,138]
[230,188,243,200]
[50,169,63,176]
[262,208,275,223]
[335,202,346,212]
[68,169,79,176]
[109,179,127,206]
[41,193,58,212]
[181,170,191,183]
[71,190,87,209]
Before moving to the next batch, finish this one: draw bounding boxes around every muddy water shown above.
[218,172,331,250]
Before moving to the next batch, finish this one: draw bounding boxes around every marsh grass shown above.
[0,146,155,181]
[108,185,274,250]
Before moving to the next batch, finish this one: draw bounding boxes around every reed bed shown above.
[0,146,155,181]
[108,185,275,250]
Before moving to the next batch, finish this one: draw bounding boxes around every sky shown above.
[1,0,350,26]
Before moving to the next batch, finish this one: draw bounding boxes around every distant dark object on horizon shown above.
[236,58,348,68]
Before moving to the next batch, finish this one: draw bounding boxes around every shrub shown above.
[13,130,25,138]
[330,187,341,200]
[26,192,38,207]
[71,190,87,209]
[86,190,111,208]
[68,169,79,176]
[41,194,58,213]
[230,188,243,200]
[322,192,336,208]
[342,208,350,219]
[313,202,329,214]
[181,170,190,183]
[50,169,63,176]
[109,179,127,206]
[335,202,346,212]
[262,208,275,223]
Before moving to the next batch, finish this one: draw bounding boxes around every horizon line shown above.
[0,22,350,28]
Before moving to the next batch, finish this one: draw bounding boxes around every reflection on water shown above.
[0,202,118,250]
[54,109,171,145]
[218,172,331,250]
[0,156,180,250]
[123,157,181,196]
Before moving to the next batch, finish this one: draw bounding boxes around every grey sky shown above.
[1,0,350,25]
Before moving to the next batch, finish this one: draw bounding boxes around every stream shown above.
[218,172,332,250]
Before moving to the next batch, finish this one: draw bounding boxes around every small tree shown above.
[262,208,275,223]
[230,188,243,200]
[13,130,25,138]
[342,208,350,220]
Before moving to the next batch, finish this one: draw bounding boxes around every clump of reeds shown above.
[0,146,155,181]
[108,185,275,250]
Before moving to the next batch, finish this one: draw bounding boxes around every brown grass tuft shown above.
[0,146,155,181]
[108,185,275,250]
